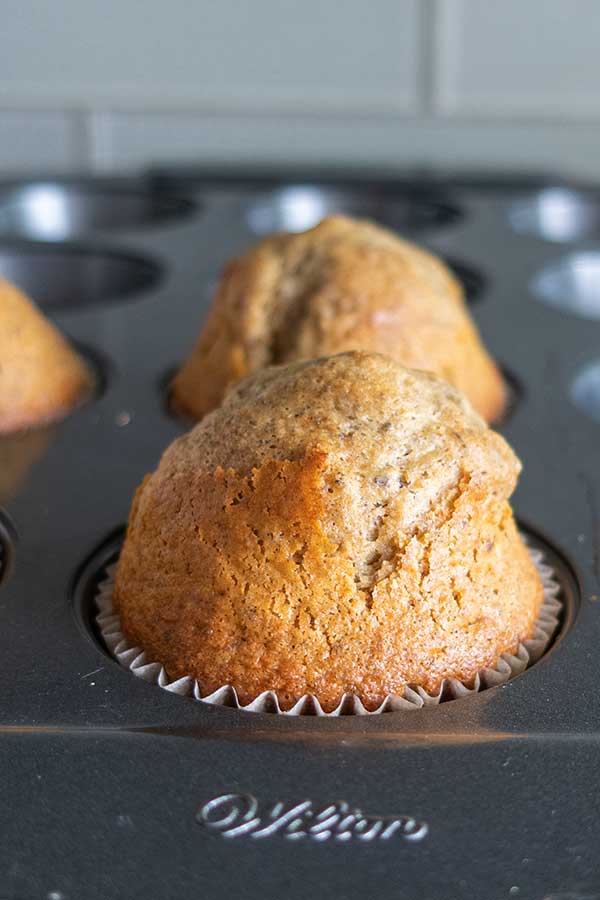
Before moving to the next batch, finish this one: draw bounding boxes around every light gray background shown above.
[1,0,599,177]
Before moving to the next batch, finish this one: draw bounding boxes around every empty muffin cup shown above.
[0,241,161,312]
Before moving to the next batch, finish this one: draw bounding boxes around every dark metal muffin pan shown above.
[2,171,600,900]
[0,508,16,586]
[0,177,196,240]
[531,250,600,321]
[572,358,600,424]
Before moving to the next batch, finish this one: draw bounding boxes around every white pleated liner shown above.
[95,545,563,717]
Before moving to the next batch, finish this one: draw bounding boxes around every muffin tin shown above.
[0,177,196,240]
[1,170,599,900]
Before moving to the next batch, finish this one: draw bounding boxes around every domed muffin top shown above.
[167,351,517,588]
[171,215,506,422]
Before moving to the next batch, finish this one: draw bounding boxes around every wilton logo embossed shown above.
[197,793,428,842]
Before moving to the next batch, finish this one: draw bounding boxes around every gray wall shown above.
[1,0,600,177]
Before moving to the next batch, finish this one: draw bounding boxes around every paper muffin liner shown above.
[95,544,562,716]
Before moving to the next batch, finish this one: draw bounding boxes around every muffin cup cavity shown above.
[0,508,17,587]
[0,181,196,240]
[531,252,600,321]
[0,241,162,313]
[245,185,462,237]
[95,542,562,717]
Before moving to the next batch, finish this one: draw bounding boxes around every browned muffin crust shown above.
[116,352,540,711]
[0,278,92,433]
[171,215,506,423]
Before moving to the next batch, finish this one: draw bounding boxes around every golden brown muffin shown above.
[116,352,541,712]
[0,278,92,433]
[171,215,506,423]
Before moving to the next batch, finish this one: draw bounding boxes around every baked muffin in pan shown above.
[117,351,540,712]
[171,215,506,423]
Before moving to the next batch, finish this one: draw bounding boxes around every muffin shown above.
[115,351,541,712]
[0,278,92,433]
[171,215,506,423]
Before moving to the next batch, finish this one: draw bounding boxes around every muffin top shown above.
[0,278,92,433]
[171,215,506,423]
[176,351,517,587]
[116,352,540,711]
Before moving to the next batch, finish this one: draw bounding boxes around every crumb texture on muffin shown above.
[116,352,540,711]
[0,278,92,433]
[171,215,506,423]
